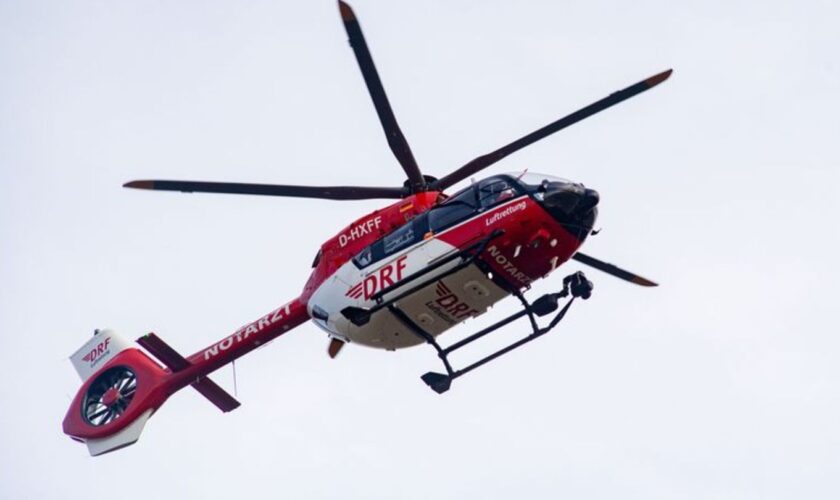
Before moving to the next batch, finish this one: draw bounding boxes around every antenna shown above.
[232,360,238,397]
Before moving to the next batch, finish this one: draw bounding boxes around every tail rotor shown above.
[82,366,138,426]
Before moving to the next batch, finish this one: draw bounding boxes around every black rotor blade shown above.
[572,252,658,287]
[431,69,673,191]
[338,1,425,191]
[124,180,406,200]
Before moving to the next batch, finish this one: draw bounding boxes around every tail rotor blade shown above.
[124,180,406,200]
[431,69,673,191]
[338,1,425,191]
[572,252,658,287]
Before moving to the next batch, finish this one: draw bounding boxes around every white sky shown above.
[2,0,838,498]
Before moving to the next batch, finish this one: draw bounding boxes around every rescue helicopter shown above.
[63,1,671,456]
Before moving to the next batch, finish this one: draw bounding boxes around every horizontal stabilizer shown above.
[137,332,240,412]
[137,333,190,371]
[192,377,241,412]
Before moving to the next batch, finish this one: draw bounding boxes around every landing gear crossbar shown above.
[418,271,594,394]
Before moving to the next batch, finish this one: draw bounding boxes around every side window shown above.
[353,219,422,269]
[383,220,416,255]
[478,179,517,209]
[428,187,477,232]
[354,246,373,268]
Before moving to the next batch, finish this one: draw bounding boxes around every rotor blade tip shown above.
[123,180,154,190]
[632,276,659,287]
[645,69,673,87]
[338,1,355,21]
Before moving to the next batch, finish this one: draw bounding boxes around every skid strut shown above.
[415,271,594,394]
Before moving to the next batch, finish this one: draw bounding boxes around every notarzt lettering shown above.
[487,245,532,285]
[203,303,292,360]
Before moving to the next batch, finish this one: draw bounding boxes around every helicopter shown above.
[62,1,671,456]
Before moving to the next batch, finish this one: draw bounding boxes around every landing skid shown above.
[415,271,594,394]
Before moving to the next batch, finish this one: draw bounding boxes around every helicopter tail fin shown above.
[63,330,171,456]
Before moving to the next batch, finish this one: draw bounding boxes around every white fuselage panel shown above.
[307,237,509,349]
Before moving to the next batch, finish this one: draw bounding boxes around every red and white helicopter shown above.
[63,1,671,456]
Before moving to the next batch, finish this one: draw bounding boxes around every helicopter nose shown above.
[541,182,599,216]
[579,187,600,212]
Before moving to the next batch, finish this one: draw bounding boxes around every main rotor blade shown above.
[572,252,658,287]
[123,180,406,200]
[338,1,425,191]
[431,69,673,191]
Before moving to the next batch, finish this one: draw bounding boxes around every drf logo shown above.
[346,255,408,301]
[424,281,479,324]
[82,337,111,366]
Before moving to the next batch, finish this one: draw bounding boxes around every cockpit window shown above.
[354,246,373,268]
[427,186,477,232]
[383,221,415,254]
[353,217,423,269]
[478,178,519,209]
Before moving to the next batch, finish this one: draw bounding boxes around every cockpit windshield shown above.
[512,171,571,190]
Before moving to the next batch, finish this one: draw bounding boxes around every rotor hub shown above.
[101,387,120,407]
[402,175,439,194]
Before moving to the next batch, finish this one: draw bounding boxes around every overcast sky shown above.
[2,0,838,498]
